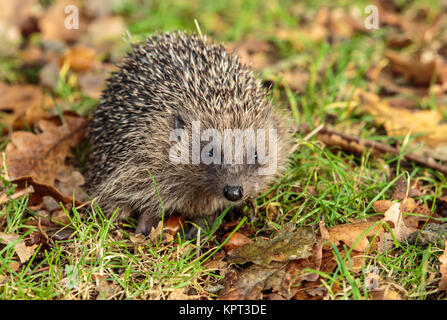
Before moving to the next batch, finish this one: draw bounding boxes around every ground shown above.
[0,0,446,300]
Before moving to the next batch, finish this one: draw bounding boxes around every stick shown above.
[316,127,447,175]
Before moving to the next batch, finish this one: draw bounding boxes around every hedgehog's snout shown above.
[223,185,243,202]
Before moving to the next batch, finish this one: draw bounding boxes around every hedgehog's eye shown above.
[208,148,214,158]
[254,151,258,162]
[174,114,185,129]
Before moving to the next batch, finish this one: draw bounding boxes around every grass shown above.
[0,0,446,300]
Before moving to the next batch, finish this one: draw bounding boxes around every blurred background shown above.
[1,0,446,162]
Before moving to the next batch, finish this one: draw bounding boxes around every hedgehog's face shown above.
[199,134,276,204]
[168,110,279,205]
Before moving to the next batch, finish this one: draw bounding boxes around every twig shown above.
[0,185,34,205]
[316,127,447,175]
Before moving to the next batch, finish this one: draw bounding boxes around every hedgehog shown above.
[87,31,292,235]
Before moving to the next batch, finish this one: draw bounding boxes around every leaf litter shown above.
[0,0,446,301]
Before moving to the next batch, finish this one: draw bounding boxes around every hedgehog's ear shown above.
[174,114,186,129]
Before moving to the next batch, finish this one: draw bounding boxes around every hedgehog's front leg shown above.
[135,213,160,235]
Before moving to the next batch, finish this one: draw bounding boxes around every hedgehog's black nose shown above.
[223,185,243,202]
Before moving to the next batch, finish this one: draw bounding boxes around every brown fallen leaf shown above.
[271,224,328,299]
[25,231,51,250]
[202,250,228,273]
[168,288,200,300]
[220,227,319,300]
[369,285,403,300]
[222,232,253,252]
[393,178,422,200]
[0,83,55,130]
[78,65,114,99]
[385,50,436,86]
[0,0,39,32]
[218,264,281,300]
[438,240,447,292]
[84,16,126,57]
[149,220,167,242]
[354,89,447,148]
[39,0,87,44]
[373,200,393,213]
[0,185,34,205]
[59,46,97,72]
[386,32,413,49]
[93,274,120,300]
[278,68,310,92]
[0,232,37,263]
[128,232,147,245]
[327,219,383,252]
[275,258,317,298]
[226,38,276,70]
[292,281,328,300]
[5,113,88,188]
[11,175,83,206]
[227,227,315,266]
[365,266,381,289]
[221,247,331,300]
[383,202,418,242]
[379,202,419,252]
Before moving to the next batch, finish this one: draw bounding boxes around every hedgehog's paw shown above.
[135,213,160,236]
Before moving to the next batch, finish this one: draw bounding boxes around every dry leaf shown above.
[128,232,147,245]
[78,65,114,99]
[0,232,37,263]
[292,282,328,300]
[39,0,87,43]
[5,114,88,187]
[222,232,253,252]
[149,221,164,242]
[11,175,83,206]
[59,46,96,72]
[327,220,383,252]
[93,274,120,300]
[382,203,417,243]
[438,240,447,292]
[202,250,228,272]
[227,228,315,266]
[0,83,54,130]
[393,178,422,200]
[0,185,34,205]
[279,69,309,92]
[369,286,402,300]
[168,288,200,300]
[385,50,436,86]
[355,89,447,148]
[226,38,275,70]
[85,16,126,53]
[218,265,278,300]
[378,203,419,252]
[373,200,393,213]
